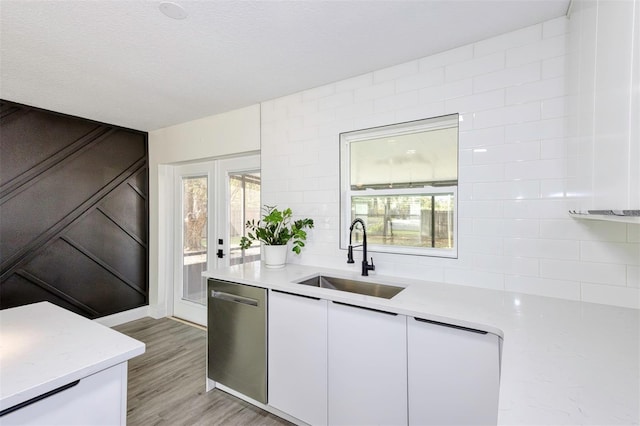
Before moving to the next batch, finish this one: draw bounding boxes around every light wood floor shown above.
[114,317,292,426]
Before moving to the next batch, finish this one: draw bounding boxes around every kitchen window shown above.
[340,114,458,258]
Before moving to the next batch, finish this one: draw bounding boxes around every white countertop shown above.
[205,262,640,425]
[0,302,145,411]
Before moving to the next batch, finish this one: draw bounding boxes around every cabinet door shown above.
[408,318,501,426]
[268,290,328,425]
[328,301,407,426]
[1,362,127,425]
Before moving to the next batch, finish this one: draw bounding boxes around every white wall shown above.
[261,16,640,309]
[148,104,260,317]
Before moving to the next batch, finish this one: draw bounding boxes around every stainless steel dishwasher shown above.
[207,278,268,404]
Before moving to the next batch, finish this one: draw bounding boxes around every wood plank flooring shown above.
[114,317,292,426]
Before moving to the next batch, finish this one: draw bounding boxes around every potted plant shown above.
[239,205,314,268]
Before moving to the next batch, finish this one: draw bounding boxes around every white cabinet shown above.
[569,0,640,210]
[328,302,407,426]
[1,362,128,426]
[407,317,501,426]
[268,290,328,425]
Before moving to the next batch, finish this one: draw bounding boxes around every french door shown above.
[173,155,260,325]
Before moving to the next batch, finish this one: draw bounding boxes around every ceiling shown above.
[0,0,569,132]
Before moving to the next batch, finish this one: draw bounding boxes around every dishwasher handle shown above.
[210,290,259,307]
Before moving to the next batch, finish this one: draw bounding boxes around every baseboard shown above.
[94,306,150,327]
[148,304,167,319]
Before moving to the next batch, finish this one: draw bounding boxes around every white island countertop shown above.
[204,262,640,425]
[0,302,145,412]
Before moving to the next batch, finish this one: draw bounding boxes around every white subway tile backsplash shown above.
[474,24,541,57]
[374,91,419,113]
[580,241,640,265]
[506,77,565,105]
[472,253,508,273]
[503,200,543,219]
[303,109,335,127]
[472,141,540,165]
[445,52,505,83]
[540,179,568,199]
[503,218,540,238]
[352,112,398,131]
[459,148,473,166]
[261,19,639,309]
[542,56,565,79]
[540,138,566,159]
[473,62,540,93]
[354,81,395,103]
[543,16,569,38]
[540,259,627,286]
[464,236,504,255]
[419,79,473,103]
[540,219,628,242]
[504,158,565,180]
[459,163,505,182]
[444,268,505,290]
[318,91,354,111]
[445,89,505,114]
[473,180,540,200]
[506,35,566,67]
[395,67,445,93]
[503,237,579,260]
[392,262,445,282]
[473,102,541,129]
[505,256,540,276]
[472,218,506,236]
[458,200,504,218]
[302,84,335,102]
[260,102,287,124]
[333,101,374,120]
[628,266,639,288]
[505,275,581,301]
[505,117,565,142]
[395,101,445,123]
[288,123,319,142]
[581,284,640,309]
[459,126,505,148]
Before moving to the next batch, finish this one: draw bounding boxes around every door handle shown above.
[216,249,225,258]
[211,291,259,306]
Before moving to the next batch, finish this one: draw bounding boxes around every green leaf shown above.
[240,205,314,255]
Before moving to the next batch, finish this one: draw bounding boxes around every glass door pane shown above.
[228,172,261,265]
[182,175,208,305]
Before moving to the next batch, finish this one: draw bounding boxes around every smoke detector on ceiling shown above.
[159,2,188,20]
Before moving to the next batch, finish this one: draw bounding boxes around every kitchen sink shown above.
[295,275,404,299]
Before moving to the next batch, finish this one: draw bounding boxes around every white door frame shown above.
[160,153,260,325]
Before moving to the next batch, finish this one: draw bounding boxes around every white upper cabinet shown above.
[569,0,640,211]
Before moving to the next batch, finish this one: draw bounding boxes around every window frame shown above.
[339,115,459,258]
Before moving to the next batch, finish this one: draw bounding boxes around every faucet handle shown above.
[369,257,375,271]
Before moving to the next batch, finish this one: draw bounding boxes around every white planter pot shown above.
[263,245,288,268]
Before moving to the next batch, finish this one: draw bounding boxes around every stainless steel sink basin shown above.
[296,275,404,299]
